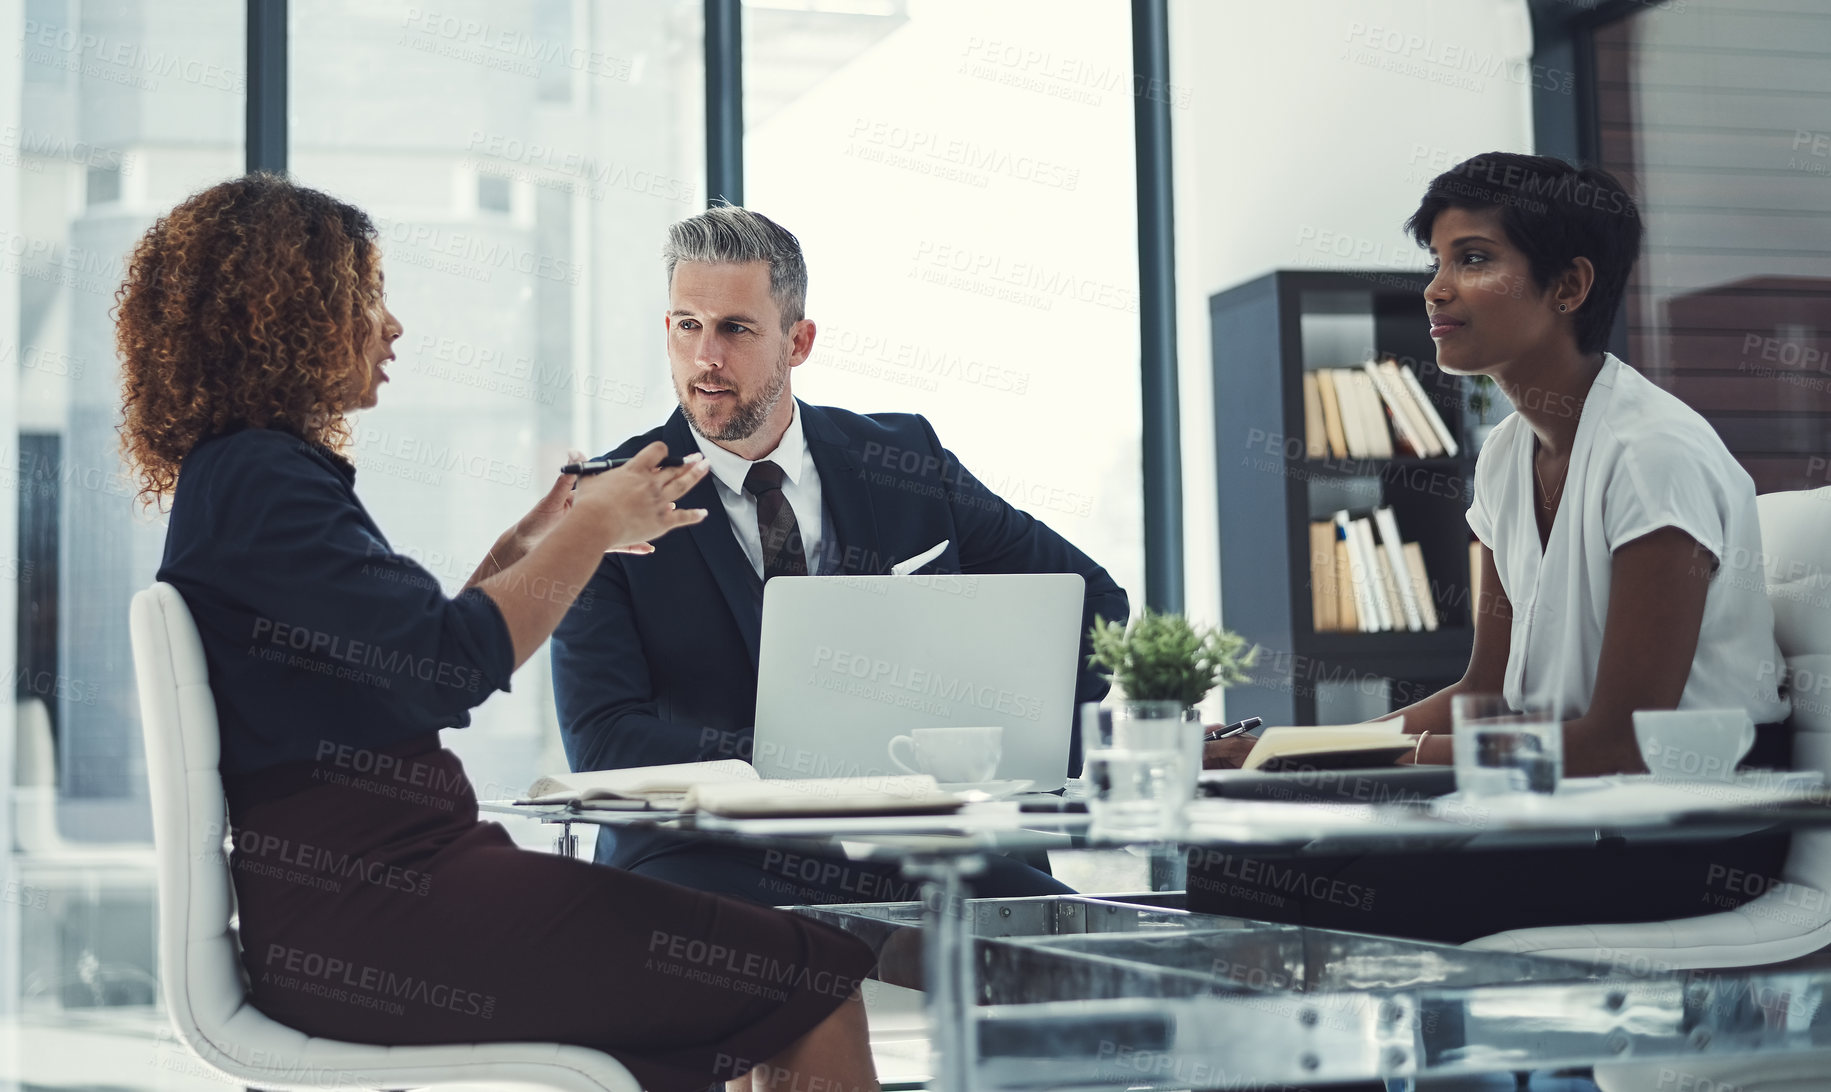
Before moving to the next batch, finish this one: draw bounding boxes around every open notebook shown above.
[1243,721,1413,772]
[524,760,961,818]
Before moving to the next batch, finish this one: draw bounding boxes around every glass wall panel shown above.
[1596,0,1831,491]
[288,0,705,804]
[1,0,244,1051]
[741,0,1146,603]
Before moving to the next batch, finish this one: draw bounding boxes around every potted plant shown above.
[1466,374,1507,453]
[1086,610,1258,791]
[1087,609,1257,709]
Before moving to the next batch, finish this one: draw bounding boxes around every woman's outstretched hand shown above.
[572,441,709,551]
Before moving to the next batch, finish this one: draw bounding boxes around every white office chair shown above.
[1457,489,1831,1090]
[131,582,641,1092]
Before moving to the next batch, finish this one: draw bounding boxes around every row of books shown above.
[1308,507,1442,633]
[1301,358,1460,460]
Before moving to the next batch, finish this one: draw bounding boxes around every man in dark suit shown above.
[551,205,1128,905]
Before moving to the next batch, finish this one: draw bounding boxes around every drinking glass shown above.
[1085,701,1191,839]
[1451,695,1561,796]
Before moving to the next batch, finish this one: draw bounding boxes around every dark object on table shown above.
[1199,765,1456,805]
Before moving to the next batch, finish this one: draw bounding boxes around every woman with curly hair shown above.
[120,173,879,1092]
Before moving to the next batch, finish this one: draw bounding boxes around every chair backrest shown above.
[129,583,251,1059]
[1756,487,1831,889]
[12,697,63,853]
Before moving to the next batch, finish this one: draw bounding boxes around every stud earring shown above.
[1558,304,1568,312]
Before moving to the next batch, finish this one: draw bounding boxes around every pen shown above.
[561,455,688,476]
[1202,716,1262,743]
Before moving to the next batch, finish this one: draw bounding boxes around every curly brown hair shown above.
[116,172,381,507]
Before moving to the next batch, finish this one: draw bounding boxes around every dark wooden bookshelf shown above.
[1212,270,1478,726]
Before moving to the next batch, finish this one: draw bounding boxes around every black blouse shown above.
[156,426,514,776]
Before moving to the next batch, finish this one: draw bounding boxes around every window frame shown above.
[244,0,1176,608]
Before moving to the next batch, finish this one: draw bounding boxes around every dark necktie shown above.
[744,460,808,580]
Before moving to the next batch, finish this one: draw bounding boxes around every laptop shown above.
[751,573,1087,790]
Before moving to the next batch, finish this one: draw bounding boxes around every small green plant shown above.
[1087,609,1258,707]
[1467,374,1499,425]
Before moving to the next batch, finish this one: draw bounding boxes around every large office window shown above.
[741,0,1147,600]
[3,0,244,1027]
[1592,0,1831,492]
[289,0,706,798]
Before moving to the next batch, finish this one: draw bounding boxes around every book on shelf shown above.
[1305,360,1461,462]
[1329,370,1367,456]
[1364,362,1417,456]
[1315,369,1349,458]
[1308,521,1338,633]
[1373,507,1424,632]
[1313,508,1441,633]
[1380,358,1446,457]
[1332,511,1378,632]
[1376,362,1442,456]
[1403,543,1440,631]
[1334,537,1359,631]
[1348,516,1393,630]
[1395,361,1459,457]
[1348,371,1394,458]
[1302,373,1328,459]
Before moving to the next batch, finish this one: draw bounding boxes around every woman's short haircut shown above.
[1404,152,1642,354]
[662,204,807,330]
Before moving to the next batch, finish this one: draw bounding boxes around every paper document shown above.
[890,540,949,575]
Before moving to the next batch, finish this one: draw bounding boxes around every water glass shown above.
[1452,695,1561,796]
[1085,701,1191,839]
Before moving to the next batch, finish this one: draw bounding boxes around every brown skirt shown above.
[224,736,878,1092]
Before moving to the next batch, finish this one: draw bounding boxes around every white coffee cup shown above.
[888,726,1002,783]
[1632,709,1756,782]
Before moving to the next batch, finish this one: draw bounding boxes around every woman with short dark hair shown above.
[1194,153,1791,943]
[120,172,879,1092]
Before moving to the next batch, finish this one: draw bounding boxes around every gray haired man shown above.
[551,204,1128,905]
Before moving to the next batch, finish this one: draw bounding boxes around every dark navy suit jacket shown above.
[551,402,1128,866]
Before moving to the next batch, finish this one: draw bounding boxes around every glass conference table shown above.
[488,768,1831,1091]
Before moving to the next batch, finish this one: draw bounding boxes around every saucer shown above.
[938,779,1035,800]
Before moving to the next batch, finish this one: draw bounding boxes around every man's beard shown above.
[678,351,791,442]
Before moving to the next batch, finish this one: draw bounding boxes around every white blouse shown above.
[1465,354,1790,725]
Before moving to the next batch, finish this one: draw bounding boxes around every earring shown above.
[1558,304,1568,312]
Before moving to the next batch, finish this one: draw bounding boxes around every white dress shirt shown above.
[687,400,834,577]
[1466,353,1790,725]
